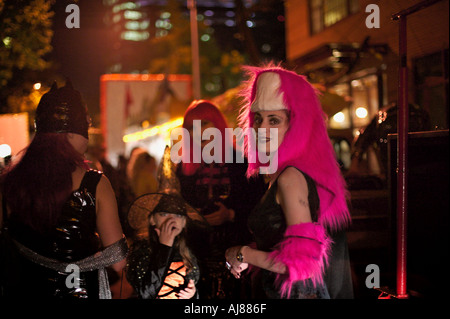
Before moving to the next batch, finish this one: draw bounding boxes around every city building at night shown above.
[102,0,286,74]
[285,0,448,136]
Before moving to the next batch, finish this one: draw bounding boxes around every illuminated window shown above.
[125,21,140,30]
[124,10,143,20]
[140,20,150,29]
[309,0,359,34]
[160,12,171,19]
[225,19,235,27]
[201,34,210,42]
[155,19,172,30]
[121,31,149,41]
[156,29,169,38]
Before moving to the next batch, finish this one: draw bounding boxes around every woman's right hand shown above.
[230,262,248,279]
[225,246,249,279]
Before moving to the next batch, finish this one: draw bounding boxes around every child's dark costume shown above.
[126,193,206,299]
[127,237,199,299]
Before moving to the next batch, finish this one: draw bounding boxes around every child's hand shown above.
[176,280,196,299]
[154,217,181,247]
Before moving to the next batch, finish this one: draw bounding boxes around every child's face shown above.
[150,212,186,235]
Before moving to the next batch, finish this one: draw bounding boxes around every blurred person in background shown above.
[174,100,266,299]
[127,150,158,198]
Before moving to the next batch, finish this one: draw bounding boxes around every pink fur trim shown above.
[268,222,332,297]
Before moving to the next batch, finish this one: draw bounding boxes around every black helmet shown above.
[35,80,90,139]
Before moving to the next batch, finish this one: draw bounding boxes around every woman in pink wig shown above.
[225,64,353,299]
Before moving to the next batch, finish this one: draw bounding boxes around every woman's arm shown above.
[95,174,127,272]
[276,167,312,225]
[238,245,286,274]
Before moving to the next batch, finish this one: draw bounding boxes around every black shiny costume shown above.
[247,167,330,299]
[5,170,103,298]
[247,166,354,299]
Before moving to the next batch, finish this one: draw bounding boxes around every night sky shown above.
[49,0,110,122]
[48,0,285,124]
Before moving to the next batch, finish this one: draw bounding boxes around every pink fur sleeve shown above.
[268,222,332,297]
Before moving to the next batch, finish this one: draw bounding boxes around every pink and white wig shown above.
[238,64,350,231]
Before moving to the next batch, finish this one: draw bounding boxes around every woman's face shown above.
[189,119,215,149]
[252,110,289,154]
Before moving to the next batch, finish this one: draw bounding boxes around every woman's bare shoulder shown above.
[277,166,307,189]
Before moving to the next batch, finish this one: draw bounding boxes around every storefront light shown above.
[333,111,345,123]
[0,144,12,158]
[351,79,361,87]
[355,107,368,119]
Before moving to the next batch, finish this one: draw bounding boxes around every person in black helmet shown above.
[0,81,128,299]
